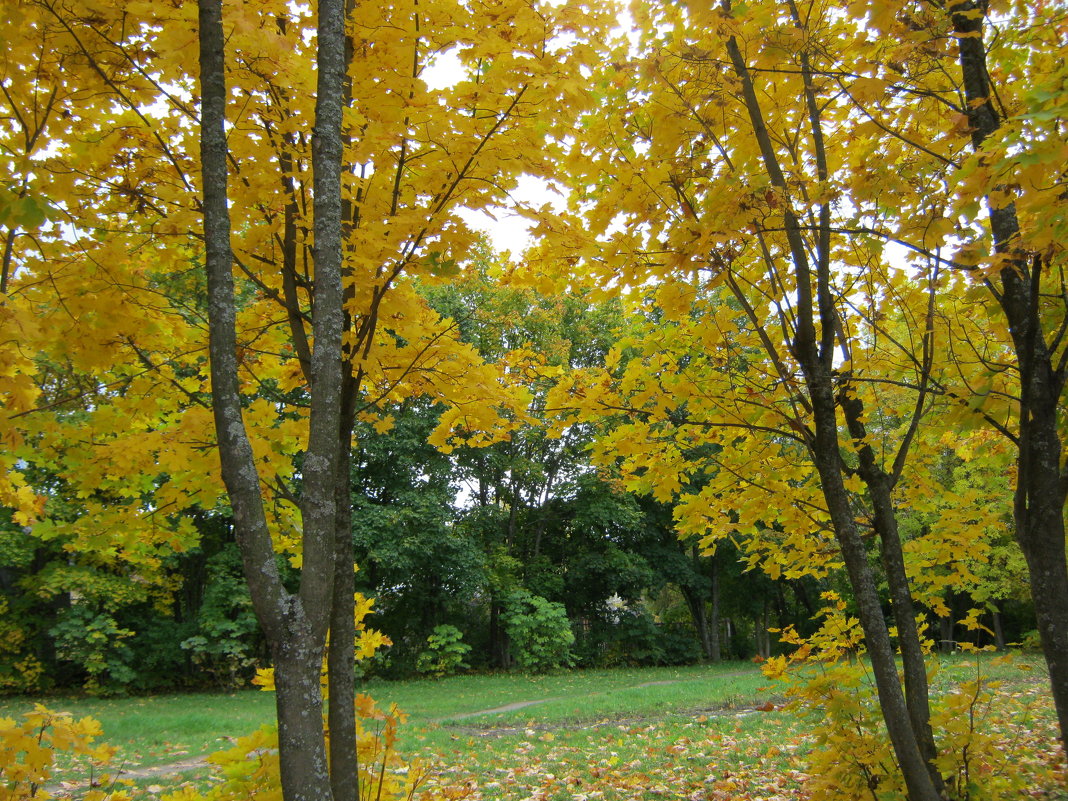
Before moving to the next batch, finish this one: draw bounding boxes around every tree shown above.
[349,401,486,670]
[943,0,1068,747]
[423,266,624,666]
[528,0,1065,796]
[198,0,345,798]
[3,0,612,794]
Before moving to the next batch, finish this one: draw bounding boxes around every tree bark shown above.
[949,0,1068,751]
[274,633,333,801]
[329,421,358,801]
[198,0,350,797]
[840,397,940,782]
[709,552,721,663]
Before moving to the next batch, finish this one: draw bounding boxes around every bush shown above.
[0,597,45,694]
[503,590,574,672]
[49,605,136,695]
[180,546,265,688]
[125,615,197,692]
[415,624,471,677]
[765,596,1060,801]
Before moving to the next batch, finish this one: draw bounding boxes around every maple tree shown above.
[943,0,1068,747]
[198,0,346,796]
[527,0,1065,796]
[2,0,612,794]
[1,0,1065,796]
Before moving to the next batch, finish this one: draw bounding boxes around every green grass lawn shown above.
[0,662,771,771]
[3,653,1063,799]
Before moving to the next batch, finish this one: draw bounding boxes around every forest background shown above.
[0,0,1066,799]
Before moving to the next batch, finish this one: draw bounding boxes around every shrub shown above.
[415,624,471,678]
[503,590,574,672]
[765,594,1061,801]
[1,591,420,801]
[0,598,44,694]
[49,606,136,695]
[124,615,197,692]
[180,546,265,688]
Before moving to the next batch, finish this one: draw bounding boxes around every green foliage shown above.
[123,614,196,692]
[503,590,575,672]
[0,622,43,693]
[1018,630,1043,651]
[415,624,471,678]
[351,402,488,673]
[180,546,264,688]
[49,605,137,695]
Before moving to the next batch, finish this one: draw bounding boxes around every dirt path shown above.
[443,698,559,721]
[439,670,756,724]
[115,757,210,781]
[50,756,211,795]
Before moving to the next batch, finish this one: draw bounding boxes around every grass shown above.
[365,661,768,724]
[0,662,770,780]
[420,707,812,801]
[3,654,1064,799]
[0,690,277,773]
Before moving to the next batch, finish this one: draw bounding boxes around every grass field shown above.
[0,663,770,772]
[3,654,1064,800]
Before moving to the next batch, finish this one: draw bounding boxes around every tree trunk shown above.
[198,0,349,797]
[840,393,941,784]
[681,584,713,661]
[709,553,721,663]
[275,636,333,801]
[807,417,940,801]
[949,1,1068,751]
[991,608,1005,652]
[722,18,942,799]
[489,600,510,668]
[329,427,358,801]
[939,613,954,653]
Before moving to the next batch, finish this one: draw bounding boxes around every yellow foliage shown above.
[182,694,425,801]
[766,602,1058,801]
[251,592,390,695]
[0,701,426,801]
[0,705,117,801]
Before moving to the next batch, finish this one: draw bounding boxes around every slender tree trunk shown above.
[329,422,358,801]
[939,613,954,653]
[991,608,1005,652]
[722,15,941,798]
[489,600,509,668]
[840,393,941,785]
[709,553,721,663]
[681,584,713,661]
[949,1,1068,751]
[807,415,940,801]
